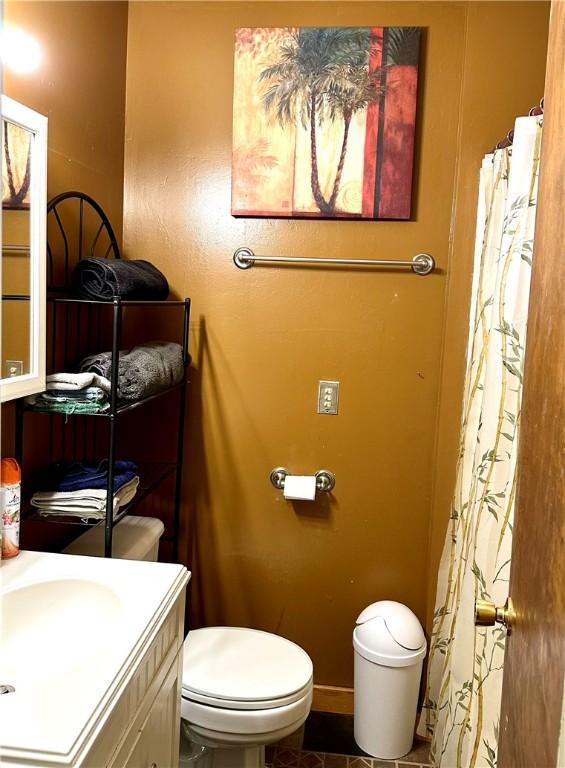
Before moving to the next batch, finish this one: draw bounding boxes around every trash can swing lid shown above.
[353,601,426,667]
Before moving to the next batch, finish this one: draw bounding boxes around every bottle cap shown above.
[1,458,21,484]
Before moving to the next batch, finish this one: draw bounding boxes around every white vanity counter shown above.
[0,550,190,767]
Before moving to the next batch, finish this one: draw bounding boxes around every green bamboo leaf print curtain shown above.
[419,114,543,768]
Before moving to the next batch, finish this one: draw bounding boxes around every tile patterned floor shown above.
[266,743,431,768]
[180,711,432,768]
[266,712,432,768]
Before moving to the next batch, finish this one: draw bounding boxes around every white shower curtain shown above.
[419,114,543,768]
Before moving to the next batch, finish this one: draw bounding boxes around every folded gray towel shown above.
[80,341,184,400]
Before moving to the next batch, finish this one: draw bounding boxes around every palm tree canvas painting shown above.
[2,120,32,210]
[232,26,421,219]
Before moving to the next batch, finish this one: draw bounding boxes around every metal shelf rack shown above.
[14,191,191,559]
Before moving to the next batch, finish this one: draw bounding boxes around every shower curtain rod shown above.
[491,97,544,152]
[233,247,436,276]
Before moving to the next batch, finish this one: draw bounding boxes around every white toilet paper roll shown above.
[283,475,317,501]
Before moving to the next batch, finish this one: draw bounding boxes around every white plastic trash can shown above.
[353,601,426,760]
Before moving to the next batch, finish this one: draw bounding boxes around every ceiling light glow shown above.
[2,26,42,74]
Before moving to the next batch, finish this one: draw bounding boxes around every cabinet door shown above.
[124,657,182,768]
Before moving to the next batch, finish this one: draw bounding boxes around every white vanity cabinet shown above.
[120,656,183,768]
[0,552,189,768]
[82,591,186,768]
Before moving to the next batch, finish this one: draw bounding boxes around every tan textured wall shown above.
[124,1,454,687]
[3,1,129,243]
[1,2,128,475]
[0,0,548,689]
[124,1,549,687]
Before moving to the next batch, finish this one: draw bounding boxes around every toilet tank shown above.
[63,515,165,561]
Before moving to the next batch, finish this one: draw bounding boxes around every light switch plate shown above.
[317,380,340,415]
[4,360,23,378]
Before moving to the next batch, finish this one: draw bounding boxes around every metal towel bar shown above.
[233,247,435,275]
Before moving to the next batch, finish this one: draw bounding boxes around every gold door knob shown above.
[475,597,515,634]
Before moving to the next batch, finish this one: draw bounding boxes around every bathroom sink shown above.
[0,578,123,689]
[0,550,189,765]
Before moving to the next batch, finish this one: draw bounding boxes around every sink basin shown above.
[0,578,123,689]
[0,550,189,764]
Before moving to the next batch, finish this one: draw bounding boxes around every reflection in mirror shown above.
[2,119,32,376]
[0,95,47,402]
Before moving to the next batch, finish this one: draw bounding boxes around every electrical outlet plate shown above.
[318,380,340,415]
[4,360,23,378]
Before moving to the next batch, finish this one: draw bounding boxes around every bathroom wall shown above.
[3,0,129,242]
[1,1,129,454]
[123,4,464,691]
[122,1,548,688]
[0,0,548,692]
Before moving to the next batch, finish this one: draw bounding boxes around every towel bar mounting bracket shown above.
[270,467,336,493]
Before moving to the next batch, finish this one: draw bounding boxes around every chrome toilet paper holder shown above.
[270,467,336,493]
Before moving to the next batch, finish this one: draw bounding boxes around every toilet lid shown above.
[182,627,313,709]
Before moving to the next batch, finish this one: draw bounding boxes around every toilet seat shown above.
[181,627,313,711]
[181,627,314,758]
[181,690,313,737]
[183,679,313,710]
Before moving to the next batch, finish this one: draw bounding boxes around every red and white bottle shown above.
[1,458,21,559]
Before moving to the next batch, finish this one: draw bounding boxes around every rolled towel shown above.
[73,257,169,301]
[80,341,184,400]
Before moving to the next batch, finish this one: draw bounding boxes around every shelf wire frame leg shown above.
[73,303,81,459]
[105,297,123,557]
[14,397,24,466]
[61,300,70,459]
[15,399,24,541]
[49,300,57,462]
[172,298,191,563]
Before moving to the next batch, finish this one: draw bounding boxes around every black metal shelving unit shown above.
[14,191,191,558]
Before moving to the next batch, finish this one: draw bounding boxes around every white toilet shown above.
[181,626,312,767]
[64,517,314,768]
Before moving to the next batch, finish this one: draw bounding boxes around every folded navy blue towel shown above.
[73,257,169,301]
[40,460,138,493]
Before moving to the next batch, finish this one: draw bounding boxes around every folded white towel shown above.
[32,477,139,520]
[46,372,111,393]
[25,372,112,406]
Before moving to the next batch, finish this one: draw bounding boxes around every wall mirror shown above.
[1,95,47,402]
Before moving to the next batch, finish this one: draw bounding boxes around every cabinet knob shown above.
[150,763,158,768]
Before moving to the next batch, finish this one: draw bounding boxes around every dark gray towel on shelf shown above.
[73,257,169,301]
[80,341,184,400]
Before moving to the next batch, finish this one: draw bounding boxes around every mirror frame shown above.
[1,95,47,403]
